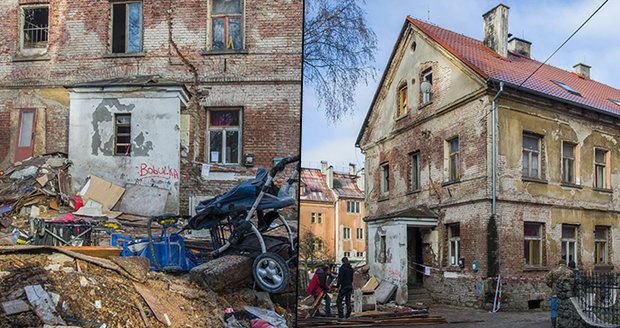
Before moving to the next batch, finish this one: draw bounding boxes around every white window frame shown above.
[344,251,351,257]
[594,148,609,189]
[448,224,460,266]
[356,227,364,240]
[208,0,246,51]
[561,225,578,266]
[317,212,322,224]
[19,4,50,56]
[206,108,243,165]
[343,227,351,240]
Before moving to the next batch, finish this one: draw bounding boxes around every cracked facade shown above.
[357,4,620,309]
[0,0,302,213]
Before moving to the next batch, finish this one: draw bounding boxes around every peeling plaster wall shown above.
[367,220,409,304]
[68,90,182,213]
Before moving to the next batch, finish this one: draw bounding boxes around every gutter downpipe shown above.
[492,81,504,219]
[491,81,503,313]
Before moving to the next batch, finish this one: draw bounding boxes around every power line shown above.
[518,0,609,88]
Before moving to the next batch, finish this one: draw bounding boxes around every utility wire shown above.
[518,0,609,88]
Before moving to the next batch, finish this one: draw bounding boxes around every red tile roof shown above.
[332,172,365,199]
[300,168,335,203]
[407,17,620,116]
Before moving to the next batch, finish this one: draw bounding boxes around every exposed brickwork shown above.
[0,0,302,212]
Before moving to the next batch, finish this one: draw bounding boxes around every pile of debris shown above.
[0,246,291,327]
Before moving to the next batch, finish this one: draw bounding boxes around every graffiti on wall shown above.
[139,163,179,180]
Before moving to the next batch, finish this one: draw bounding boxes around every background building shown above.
[0,0,302,214]
[299,161,366,265]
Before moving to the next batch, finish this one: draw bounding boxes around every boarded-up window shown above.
[114,114,131,156]
[21,6,49,49]
[211,0,243,50]
[111,2,143,54]
[207,109,242,164]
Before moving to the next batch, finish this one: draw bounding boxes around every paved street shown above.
[425,304,550,328]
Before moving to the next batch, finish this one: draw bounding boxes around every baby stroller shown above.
[184,155,300,293]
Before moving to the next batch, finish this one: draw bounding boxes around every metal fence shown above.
[574,271,620,325]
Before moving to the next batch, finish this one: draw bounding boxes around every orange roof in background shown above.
[300,168,364,202]
[407,17,620,116]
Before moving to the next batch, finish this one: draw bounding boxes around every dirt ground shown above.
[425,304,550,328]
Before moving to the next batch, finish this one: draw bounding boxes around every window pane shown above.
[116,115,131,125]
[562,225,576,239]
[563,143,574,158]
[228,17,242,50]
[112,4,127,53]
[225,130,239,164]
[568,242,575,263]
[18,112,34,147]
[595,227,607,240]
[450,138,459,153]
[532,241,540,265]
[212,0,242,15]
[531,153,539,176]
[450,225,460,237]
[523,135,539,151]
[212,18,225,50]
[210,110,239,127]
[595,149,606,164]
[561,242,567,263]
[127,3,142,53]
[524,223,540,237]
[524,240,530,265]
[209,130,223,163]
[522,151,529,176]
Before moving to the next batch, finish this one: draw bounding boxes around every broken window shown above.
[21,6,49,50]
[448,224,460,266]
[378,235,386,263]
[210,0,244,51]
[356,228,364,239]
[561,225,577,266]
[522,133,541,179]
[524,222,543,267]
[410,152,420,191]
[397,83,408,117]
[207,109,242,164]
[447,137,460,182]
[111,2,143,54]
[421,69,433,104]
[311,212,315,224]
[114,114,131,156]
[317,213,322,224]
[343,227,351,240]
[594,148,608,189]
[380,163,389,194]
[562,142,576,184]
[594,226,609,265]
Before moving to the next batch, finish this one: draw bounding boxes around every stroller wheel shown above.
[252,252,290,294]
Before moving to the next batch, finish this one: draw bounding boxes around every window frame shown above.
[344,251,351,258]
[206,108,243,165]
[594,226,609,265]
[380,162,390,195]
[421,69,433,105]
[208,0,245,51]
[446,137,460,182]
[448,224,460,266]
[356,227,364,240]
[594,148,609,190]
[561,141,577,184]
[410,152,420,191]
[397,82,408,118]
[343,227,351,240]
[310,212,315,224]
[19,4,50,56]
[561,224,578,266]
[522,133,542,179]
[114,113,132,156]
[346,200,360,214]
[524,222,543,267]
[317,212,322,224]
[110,1,144,54]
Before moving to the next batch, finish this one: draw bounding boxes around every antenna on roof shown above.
[427,4,430,22]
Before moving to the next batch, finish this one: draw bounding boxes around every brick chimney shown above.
[508,37,531,58]
[483,4,510,57]
[349,163,357,176]
[573,63,591,79]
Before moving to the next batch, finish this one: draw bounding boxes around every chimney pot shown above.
[573,63,591,79]
[508,37,531,58]
[483,4,510,57]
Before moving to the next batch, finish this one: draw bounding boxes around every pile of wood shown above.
[298,310,447,327]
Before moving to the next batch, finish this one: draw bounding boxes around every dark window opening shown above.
[528,300,541,309]
[22,6,49,49]
[111,2,142,54]
[114,114,131,156]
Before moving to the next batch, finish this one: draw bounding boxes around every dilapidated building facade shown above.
[357,4,620,309]
[299,162,366,264]
[0,0,302,213]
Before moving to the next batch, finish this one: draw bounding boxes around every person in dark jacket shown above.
[336,257,354,319]
[315,264,332,316]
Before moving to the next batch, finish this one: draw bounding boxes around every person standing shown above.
[336,257,354,319]
[315,264,332,316]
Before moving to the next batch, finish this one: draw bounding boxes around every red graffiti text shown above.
[139,163,180,180]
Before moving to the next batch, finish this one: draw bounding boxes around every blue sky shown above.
[301,0,620,172]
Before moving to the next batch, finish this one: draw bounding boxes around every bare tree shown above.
[304,0,377,121]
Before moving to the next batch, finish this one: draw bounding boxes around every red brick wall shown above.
[0,110,10,167]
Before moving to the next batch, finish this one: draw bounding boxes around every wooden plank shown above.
[24,285,66,325]
[54,246,122,259]
[2,299,30,315]
[133,282,179,327]
[305,290,325,319]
